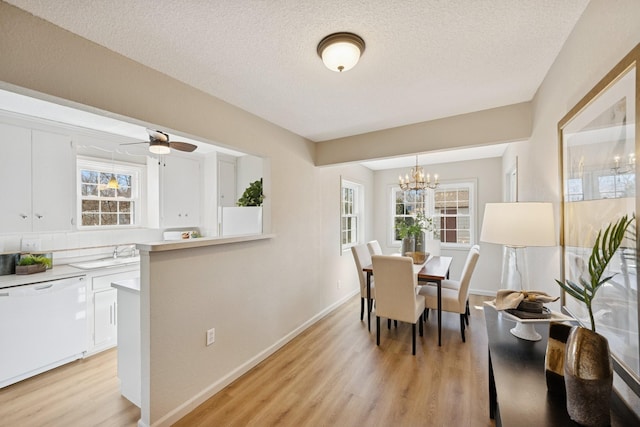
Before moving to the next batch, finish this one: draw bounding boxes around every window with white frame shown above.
[77,158,142,228]
[341,179,363,251]
[391,181,476,247]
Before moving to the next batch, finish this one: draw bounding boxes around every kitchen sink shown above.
[68,256,140,270]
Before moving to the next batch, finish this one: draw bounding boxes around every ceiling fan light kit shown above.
[149,140,171,155]
[317,32,365,72]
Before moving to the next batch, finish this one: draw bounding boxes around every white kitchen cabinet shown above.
[161,155,201,228]
[93,288,117,350]
[87,267,139,354]
[0,122,73,233]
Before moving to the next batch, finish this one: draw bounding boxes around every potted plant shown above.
[237,178,263,207]
[396,212,436,261]
[16,254,52,275]
[555,214,634,427]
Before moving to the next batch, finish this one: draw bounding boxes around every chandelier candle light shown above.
[399,155,439,191]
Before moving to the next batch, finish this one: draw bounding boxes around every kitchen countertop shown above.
[111,277,140,293]
[0,261,140,289]
[136,233,274,252]
[0,265,87,289]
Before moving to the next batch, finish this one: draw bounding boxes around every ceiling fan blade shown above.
[120,141,148,146]
[169,141,198,152]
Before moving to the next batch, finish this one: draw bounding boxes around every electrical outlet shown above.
[21,238,41,252]
[206,328,215,346]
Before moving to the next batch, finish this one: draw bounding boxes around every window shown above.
[77,158,142,228]
[433,183,474,246]
[341,179,363,251]
[391,181,476,248]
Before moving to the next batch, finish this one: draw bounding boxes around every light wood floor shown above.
[0,294,495,427]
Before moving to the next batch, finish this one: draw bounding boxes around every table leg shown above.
[437,279,442,346]
[489,349,496,419]
[366,271,372,332]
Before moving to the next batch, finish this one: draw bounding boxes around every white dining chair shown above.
[367,240,382,255]
[419,245,480,342]
[372,255,426,355]
[351,243,375,321]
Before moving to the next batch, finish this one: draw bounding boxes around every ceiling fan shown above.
[122,129,197,154]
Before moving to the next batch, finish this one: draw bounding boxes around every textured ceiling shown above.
[6,0,589,143]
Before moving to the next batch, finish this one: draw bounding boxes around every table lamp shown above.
[480,202,556,291]
[481,202,556,341]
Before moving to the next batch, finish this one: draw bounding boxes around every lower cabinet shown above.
[87,267,139,355]
[93,288,117,350]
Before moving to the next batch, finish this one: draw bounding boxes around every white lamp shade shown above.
[480,202,556,247]
[321,41,361,72]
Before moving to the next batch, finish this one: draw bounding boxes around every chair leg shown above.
[465,299,470,325]
[376,316,381,346]
[369,298,374,313]
[412,323,416,355]
[387,319,391,329]
[360,298,364,321]
[425,308,429,320]
[460,314,466,343]
[419,318,423,337]
[394,320,398,328]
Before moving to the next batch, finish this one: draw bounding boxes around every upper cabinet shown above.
[0,122,74,233]
[161,155,201,228]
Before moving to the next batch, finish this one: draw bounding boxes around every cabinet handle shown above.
[114,302,117,325]
[0,292,9,297]
[19,214,28,219]
[110,305,113,324]
[35,214,43,219]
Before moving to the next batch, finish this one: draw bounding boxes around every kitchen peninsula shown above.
[116,232,274,425]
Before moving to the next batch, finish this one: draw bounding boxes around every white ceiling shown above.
[4,0,590,168]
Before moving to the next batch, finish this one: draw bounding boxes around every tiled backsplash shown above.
[0,228,163,264]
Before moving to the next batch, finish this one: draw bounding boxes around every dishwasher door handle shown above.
[35,284,54,291]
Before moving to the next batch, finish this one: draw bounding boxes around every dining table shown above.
[363,255,453,346]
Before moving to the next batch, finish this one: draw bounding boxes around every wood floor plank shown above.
[0,294,495,426]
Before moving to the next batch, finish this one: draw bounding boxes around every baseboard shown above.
[151,289,359,427]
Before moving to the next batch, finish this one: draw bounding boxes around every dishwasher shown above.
[0,275,87,388]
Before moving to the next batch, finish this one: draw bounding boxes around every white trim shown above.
[76,156,145,229]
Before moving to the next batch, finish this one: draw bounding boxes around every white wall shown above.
[372,157,503,296]
[0,4,374,424]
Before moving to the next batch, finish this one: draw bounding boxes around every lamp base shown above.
[510,321,542,341]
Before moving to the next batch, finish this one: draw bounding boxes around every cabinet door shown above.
[94,289,117,349]
[162,156,201,227]
[31,130,73,232]
[0,123,32,232]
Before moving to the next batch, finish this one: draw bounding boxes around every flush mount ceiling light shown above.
[149,139,171,155]
[317,32,365,72]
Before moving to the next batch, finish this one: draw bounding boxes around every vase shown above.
[401,236,415,256]
[545,322,573,395]
[564,326,613,427]
[414,231,426,253]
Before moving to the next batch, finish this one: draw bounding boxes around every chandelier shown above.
[399,155,439,191]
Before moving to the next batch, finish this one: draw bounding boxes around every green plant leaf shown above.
[555,214,634,332]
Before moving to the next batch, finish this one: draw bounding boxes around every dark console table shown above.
[484,305,638,426]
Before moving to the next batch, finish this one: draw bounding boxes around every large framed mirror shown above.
[559,43,640,404]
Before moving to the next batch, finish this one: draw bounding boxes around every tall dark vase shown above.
[564,326,613,427]
[401,236,415,256]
